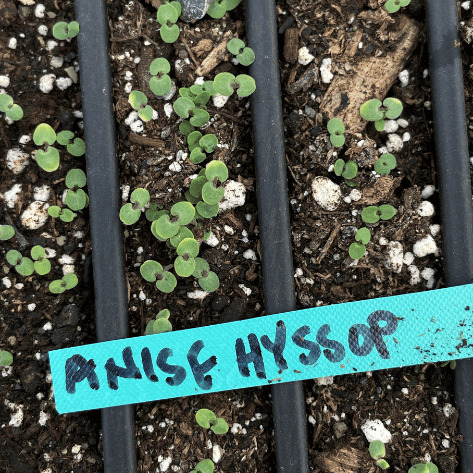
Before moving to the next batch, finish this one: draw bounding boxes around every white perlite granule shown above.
[6,148,30,174]
[413,235,438,257]
[298,46,314,65]
[39,74,56,93]
[320,58,333,83]
[311,177,341,211]
[361,419,392,443]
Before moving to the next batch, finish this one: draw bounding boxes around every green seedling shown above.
[227,38,255,66]
[190,134,219,164]
[385,0,411,13]
[48,206,74,222]
[6,249,34,276]
[190,459,215,473]
[65,168,88,211]
[190,176,208,199]
[0,94,23,121]
[31,245,51,275]
[140,260,177,293]
[145,309,172,335]
[0,350,13,367]
[349,227,371,260]
[120,188,151,225]
[169,226,194,248]
[408,463,438,473]
[146,202,166,221]
[334,159,357,180]
[33,123,60,172]
[360,98,403,132]
[173,97,210,127]
[441,360,457,369]
[174,238,199,277]
[369,440,389,470]
[361,205,396,224]
[153,201,195,240]
[179,120,195,136]
[196,201,219,219]
[327,118,345,147]
[374,153,397,175]
[149,58,172,96]
[129,91,153,121]
[52,21,80,40]
[157,2,180,43]
[196,408,229,434]
[49,273,78,294]
[202,160,228,205]
[0,225,15,241]
[57,130,86,156]
[214,72,256,98]
[207,0,241,18]
[193,257,219,292]
[188,131,203,151]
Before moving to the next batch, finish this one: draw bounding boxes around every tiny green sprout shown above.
[52,21,80,40]
[369,440,390,470]
[146,202,165,221]
[157,3,180,43]
[149,58,172,96]
[207,0,227,18]
[140,260,177,293]
[200,134,218,153]
[175,238,199,277]
[0,225,15,241]
[349,227,371,260]
[188,131,203,151]
[145,309,172,335]
[169,226,194,248]
[190,459,215,473]
[227,38,255,66]
[0,94,23,121]
[33,123,60,172]
[49,273,78,294]
[202,161,228,205]
[385,0,411,14]
[179,120,195,136]
[327,118,345,147]
[56,130,86,156]
[66,168,87,189]
[128,91,153,121]
[120,188,150,225]
[48,206,74,222]
[174,97,209,127]
[214,72,256,98]
[31,245,51,275]
[65,189,88,211]
[441,360,457,369]
[361,205,396,224]
[6,249,34,276]
[0,350,13,367]
[190,176,207,199]
[196,201,219,219]
[190,147,207,164]
[374,153,397,175]
[195,408,229,434]
[408,463,438,473]
[153,201,195,239]
[193,257,219,292]
[360,98,403,132]
[334,159,358,180]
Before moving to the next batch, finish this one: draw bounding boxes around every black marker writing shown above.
[187,340,217,390]
[235,333,266,379]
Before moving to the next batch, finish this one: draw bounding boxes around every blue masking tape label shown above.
[50,284,473,414]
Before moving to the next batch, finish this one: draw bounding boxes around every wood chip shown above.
[129,133,165,149]
[320,15,421,133]
[195,30,234,77]
[315,447,375,473]
[283,28,299,64]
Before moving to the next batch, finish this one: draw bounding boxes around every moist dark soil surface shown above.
[0,0,468,471]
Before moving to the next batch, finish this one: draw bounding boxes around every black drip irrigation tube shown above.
[426,0,473,471]
[74,0,137,471]
[245,0,309,472]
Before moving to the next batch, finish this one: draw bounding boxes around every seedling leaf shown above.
[174,97,195,119]
[385,0,411,13]
[34,123,56,146]
[202,181,225,205]
[177,238,199,258]
[190,147,207,164]
[377,459,390,469]
[196,409,216,428]
[65,189,88,211]
[36,147,60,172]
[205,160,228,182]
[156,271,177,293]
[152,318,172,333]
[174,255,196,277]
[171,201,195,225]
[211,417,229,434]
[379,204,396,220]
[361,206,380,224]
[355,228,371,245]
[140,260,164,282]
[383,97,403,119]
[196,201,219,218]
[120,203,141,225]
[0,350,13,367]
[360,99,383,122]
[199,134,218,153]
[374,153,397,175]
[0,225,14,241]
[349,242,366,260]
[6,249,22,266]
[66,168,87,188]
[369,440,385,460]
[408,465,429,473]
[235,74,256,97]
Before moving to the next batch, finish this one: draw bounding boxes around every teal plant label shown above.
[50,285,473,414]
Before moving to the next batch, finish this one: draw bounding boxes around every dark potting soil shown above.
[0,0,467,471]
